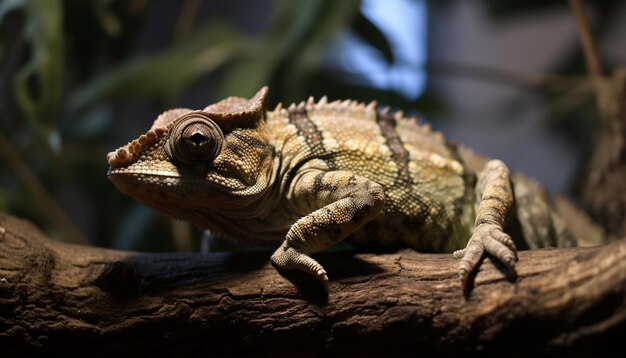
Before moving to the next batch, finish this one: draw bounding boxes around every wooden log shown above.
[0,213,624,356]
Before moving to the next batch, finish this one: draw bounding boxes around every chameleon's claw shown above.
[452,248,466,259]
[490,228,518,261]
[455,224,517,290]
[317,270,329,292]
[456,238,485,289]
[271,243,329,292]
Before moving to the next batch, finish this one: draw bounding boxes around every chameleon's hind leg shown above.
[453,160,518,289]
[271,169,385,291]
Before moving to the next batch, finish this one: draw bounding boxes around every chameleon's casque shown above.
[107,87,603,290]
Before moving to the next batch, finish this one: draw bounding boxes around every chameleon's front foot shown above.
[453,223,518,289]
[271,242,329,291]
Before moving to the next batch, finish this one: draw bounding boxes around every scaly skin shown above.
[107,87,604,291]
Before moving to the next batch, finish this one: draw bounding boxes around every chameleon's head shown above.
[106,87,273,223]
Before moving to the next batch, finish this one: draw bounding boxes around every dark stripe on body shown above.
[375,112,411,185]
[376,111,429,224]
[288,107,336,169]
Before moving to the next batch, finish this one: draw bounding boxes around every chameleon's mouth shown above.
[107,170,148,197]
[107,167,232,196]
[107,170,197,222]
[106,167,257,224]
[107,169,182,192]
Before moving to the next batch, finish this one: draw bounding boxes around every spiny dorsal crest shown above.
[269,93,434,137]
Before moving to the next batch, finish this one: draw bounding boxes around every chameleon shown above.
[106,87,604,291]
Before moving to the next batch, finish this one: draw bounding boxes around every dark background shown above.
[1,0,624,251]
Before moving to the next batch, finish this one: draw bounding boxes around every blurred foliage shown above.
[0,0,616,251]
[0,0,63,148]
[69,21,241,110]
[486,0,622,166]
[0,0,434,251]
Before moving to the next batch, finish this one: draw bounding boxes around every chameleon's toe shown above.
[271,243,329,291]
[452,248,466,259]
[455,224,518,289]
[482,225,518,266]
[456,238,485,289]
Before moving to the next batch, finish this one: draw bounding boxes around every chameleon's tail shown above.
[511,173,606,249]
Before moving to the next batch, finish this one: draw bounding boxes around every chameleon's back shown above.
[266,100,480,252]
[265,98,605,252]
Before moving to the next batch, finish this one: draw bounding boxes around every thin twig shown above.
[174,0,202,42]
[568,0,605,87]
[426,61,589,91]
[547,81,595,121]
[0,133,89,245]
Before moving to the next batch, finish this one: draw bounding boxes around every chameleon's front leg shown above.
[271,170,385,291]
[453,160,518,289]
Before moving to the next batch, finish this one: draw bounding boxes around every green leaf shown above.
[69,22,242,111]
[92,0,122,37]
[1,0,64,145]
[219,0,361,101]
[351,10,394,64]
[279,0,361,100]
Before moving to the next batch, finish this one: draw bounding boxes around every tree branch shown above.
[570,1,626,237]
[0,213,625,356]
[569,0,605,86]
[426,60,588,91]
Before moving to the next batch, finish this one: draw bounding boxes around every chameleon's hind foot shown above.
[271,242,329,291]
[453,223,517,289]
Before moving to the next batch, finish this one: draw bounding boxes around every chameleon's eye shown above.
[168,114,224,165]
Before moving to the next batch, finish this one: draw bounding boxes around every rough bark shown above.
[0,213,625,356]
[583,68,626,237]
